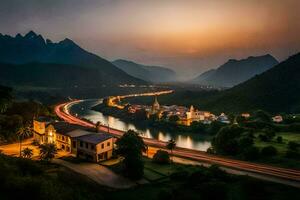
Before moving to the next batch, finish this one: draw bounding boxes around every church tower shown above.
[152,96,160,113]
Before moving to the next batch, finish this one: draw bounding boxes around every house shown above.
[33,116,54,144]
[241,113,251,118]
[272,115,283,123]
[217,113,230,124]
[76,133,114,162]
[33,118,115,162]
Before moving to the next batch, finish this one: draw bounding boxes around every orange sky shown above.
[1,0,300,79]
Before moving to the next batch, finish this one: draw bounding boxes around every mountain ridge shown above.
[0,31,146,86]
[191,54,278,87]
[112,59,177,83]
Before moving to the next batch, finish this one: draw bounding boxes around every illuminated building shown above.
[33,119,114,162]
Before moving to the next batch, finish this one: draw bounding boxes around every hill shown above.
[0,31,145,86]
[112,59,176,83]
[0,62,125,88]
[191,54,278,87]
[200,53,300,113]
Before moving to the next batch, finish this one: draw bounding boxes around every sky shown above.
[0,0,299,80]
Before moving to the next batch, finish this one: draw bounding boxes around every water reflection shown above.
[69,99,211,151]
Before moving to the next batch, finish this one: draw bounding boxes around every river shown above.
[68,99,211,151]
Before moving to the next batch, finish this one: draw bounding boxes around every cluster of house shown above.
[127,96,230,126]
[33,117,114,162]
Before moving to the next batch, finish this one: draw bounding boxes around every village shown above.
[107,96,284,126]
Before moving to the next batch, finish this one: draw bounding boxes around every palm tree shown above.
[22,147,33,159]
[39,143,57,163]
[95,121,101,132]
[17,125,32,157]
[166,139,176,162]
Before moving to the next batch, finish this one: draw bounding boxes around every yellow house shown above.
[33,116,54,144]
[33,118,115,162]
[77,133,114,162]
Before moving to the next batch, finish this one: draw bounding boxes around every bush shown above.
[152,150,170,164]
[258,134,269,142]
[285,150,300,159]
[288,141,299,151]
[261,146,277,157]
[241,146,260,160]
[276,136,283,143]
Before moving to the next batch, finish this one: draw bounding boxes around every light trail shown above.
[54,91,300,183]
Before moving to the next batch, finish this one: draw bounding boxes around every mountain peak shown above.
[25,30,38,39]
[59,38,79,48]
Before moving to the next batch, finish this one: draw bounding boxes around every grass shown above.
[254,132,300,155]
[253,132,300,169]
[1,153,299,200]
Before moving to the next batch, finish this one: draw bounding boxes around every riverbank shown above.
[92,102,224,136]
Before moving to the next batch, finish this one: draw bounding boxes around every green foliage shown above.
[252,110,271,123]
[168,115,179,123]
[212,125,247,155]
[261,146,278,157]
[241,146,260,160]
[276,136,283,143]
[152,150,170,164]
[116,130,147,179]
[39,143,57,163]
[21,147,33,159]
[0,114,23,141]
[287,141,299,151]
[0,85,12,113]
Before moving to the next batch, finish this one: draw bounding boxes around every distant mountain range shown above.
[0,31,146,87]
[191,54,278,87]
[200,53,300,113]
[112,59,177,83]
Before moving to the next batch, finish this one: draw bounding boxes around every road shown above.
[54,94,300,187]
[53,159,136,189]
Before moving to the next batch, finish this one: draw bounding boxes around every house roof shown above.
[48,121,91,135]
[65,129,94,138]
[77,133,113,144]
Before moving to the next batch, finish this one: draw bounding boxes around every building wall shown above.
[77,138,114,162]
[33,120,46,134]
[55,133,71,152]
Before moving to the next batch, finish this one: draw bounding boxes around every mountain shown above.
[191,54,278,87]
[0,31,145,86]
[0,62,121,88]
[200,53,300,113]
[112,59,177,83]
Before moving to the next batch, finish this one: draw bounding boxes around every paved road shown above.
[55,98,300,186]
[53,159,135,189]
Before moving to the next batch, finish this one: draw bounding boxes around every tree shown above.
[153,150,170,164]
[22,147,33,159]
[168,115,179,123]
[115,130,147,179]
[261,146,277,157]
[212,125,245,155]
[288,141,299,151]
[252,110,271,123]
[276,136,283,143]
[39,143,57,162]
[166,139,176,161]
[17,125,32,157]
[95,121,101,132]
[0,85,12,113]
